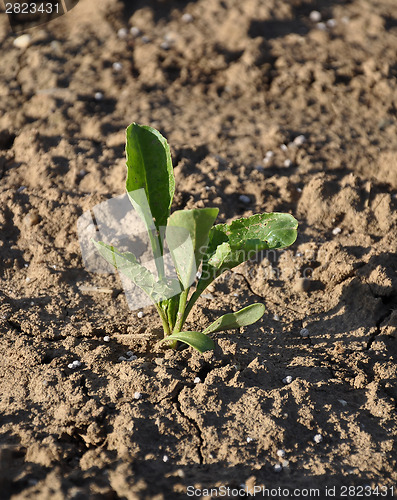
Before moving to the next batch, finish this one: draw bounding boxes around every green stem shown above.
[148,229,165,280]
[155,303,170,337]
[183,288,200,324]
[173,288,189,334]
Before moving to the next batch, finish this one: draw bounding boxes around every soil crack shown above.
[174,386,204,464]
[232,270,302,314]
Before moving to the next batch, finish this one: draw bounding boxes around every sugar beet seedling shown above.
[93,123,298,352]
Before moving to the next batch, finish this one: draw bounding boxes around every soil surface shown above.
[1,0,397,498]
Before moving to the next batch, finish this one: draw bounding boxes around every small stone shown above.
[332,227,342,235]
[338,399,348,406]
[309,10,322,22]
[326,19,337,28]
[117,28,128,39]
[134,391,142,400]
[50,40,61,51]
[182,13,193,23]
[17,186,27,192]
[67,363,74,369]
[313,434,323,443]
[13,34,32,49]
[72,360,81,368]
[273,314,280,321]
[141,36,150,44]
[317,22,327,31]
[103,336,110,342]
[126,351,134,357]
[283,376,293,384]
[280,144,288,151]
[265,150,274,158]
[118,356,127,361]
[24,211,40,226]
[282,459,289,468]
[239,195,251,204]
[246,437,253,443]
[112,62,123,72]
[160,41,170,50]
[276,449,285,458]
[300,328,310,337]
[94,92,104,101]
[194,377,201,384]
[137,311,144,319]
[163,455,169,462]
[283,159,292,167]
[293,135,306,146]
[130,26,141,36]
[255,165,264,172]
[274,464,282,473]
[79,169,87,177]
[25,277,31,283]
[129,355,137,361]
[164,32,175,42]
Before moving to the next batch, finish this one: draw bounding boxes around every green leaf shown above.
[161,295,180,331]
[227,213,298,250]
[93,240,181,303]
[203,303,265,334]
[197,212,298,293]
[166,208,219,289]
[161,331,215,352]
[125,123,175,231]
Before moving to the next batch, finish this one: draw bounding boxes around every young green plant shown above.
[93,123,298,352]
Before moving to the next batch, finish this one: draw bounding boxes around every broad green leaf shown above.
[161,331,215,352]
[166,208,219,289]
[125,123,175,231]
[93,241,181,303]
[198,212,298,292]
[227,213,298,250]
[203,303,265,334]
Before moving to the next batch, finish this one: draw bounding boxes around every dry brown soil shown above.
[1,0,397,498]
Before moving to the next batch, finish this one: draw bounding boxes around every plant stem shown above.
[183,288,201,324]
[148,229,165,280]
[155,303,170,337]
[173,288,189,334]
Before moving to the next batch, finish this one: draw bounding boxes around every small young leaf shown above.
[199,213,297,290]
[161,331,215,353]
[166,208,219,289]
[227,213,298,250]
[203,303,265,334]
[125,123,175,231]
[184,213,298,319]
[93,240,181,303]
